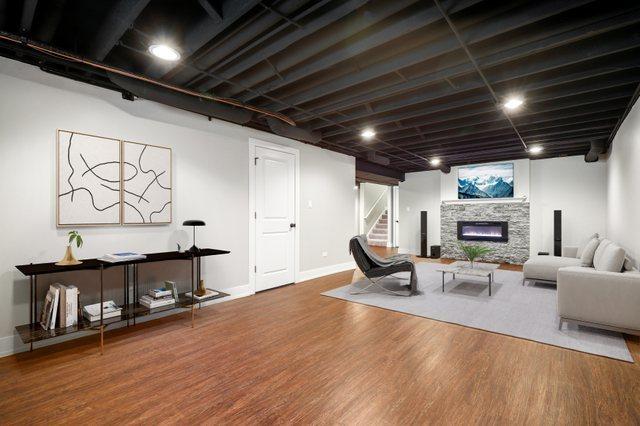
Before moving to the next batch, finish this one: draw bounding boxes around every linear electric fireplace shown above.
[457,221,508,243]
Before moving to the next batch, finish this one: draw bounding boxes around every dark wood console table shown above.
[15,248,230,354]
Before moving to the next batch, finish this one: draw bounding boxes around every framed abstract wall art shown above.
[57,130,122,226]
[122,141,172,225]
[56,130,172,226]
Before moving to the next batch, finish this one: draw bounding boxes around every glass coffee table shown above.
[436,261,499,296]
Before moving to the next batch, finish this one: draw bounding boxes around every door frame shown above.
[248,138,300,294]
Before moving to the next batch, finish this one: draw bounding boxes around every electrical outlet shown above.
[322,251,328,257]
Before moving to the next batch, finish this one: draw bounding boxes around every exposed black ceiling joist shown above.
[88,0,151,61]
[19,0,37,34]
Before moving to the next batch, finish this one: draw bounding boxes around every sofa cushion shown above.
[576,233,599,258]
[592,239,612,268]
[594,243,626,272]
[523,256,581,282]
[579,238,600,267]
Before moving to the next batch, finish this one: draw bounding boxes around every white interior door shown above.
[255,146,296,292]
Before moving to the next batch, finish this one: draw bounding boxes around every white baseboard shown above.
[398,247,416,254]
[197,284,253,308]
[0,284,254,358]
[297,261,356,283]
[0,334,28,358]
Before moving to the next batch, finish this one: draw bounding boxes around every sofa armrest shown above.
[557,267,640,331]
[562,246,579,258]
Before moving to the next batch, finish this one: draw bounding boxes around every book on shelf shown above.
[163,281,179,301]
[40,288,55,330]
[52,283,78,328]
[148,288,173,298]
[185,289,220,301]
[82,300,122,322]
[139,295,175,309]
[98,252,147,263]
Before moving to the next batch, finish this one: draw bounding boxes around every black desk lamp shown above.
[183,220,205,252]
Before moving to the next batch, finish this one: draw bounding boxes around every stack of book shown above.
[98,252,147,263]
[140,282,178,309]
[82,300,122,322]
[40,283,79,330]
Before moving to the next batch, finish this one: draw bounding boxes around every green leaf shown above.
[76,235,83,248]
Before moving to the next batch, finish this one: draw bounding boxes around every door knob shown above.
[289,223,296,228]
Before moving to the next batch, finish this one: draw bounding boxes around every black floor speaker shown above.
[419,211,428,257]
[554,210,562,256]
[430,245,441,259]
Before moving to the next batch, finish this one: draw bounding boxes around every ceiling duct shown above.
[585,140,606,162]
[266,117,322,144]
[366,152,391,166]
[108,72,253,124]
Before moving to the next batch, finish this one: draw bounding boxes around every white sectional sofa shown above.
[523,235,640,335]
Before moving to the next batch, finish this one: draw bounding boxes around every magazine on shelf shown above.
[82,300,122,322]
[139,295,175,309]
[98,252,147,263]
[148,288,173,298]
[185,289,220,301]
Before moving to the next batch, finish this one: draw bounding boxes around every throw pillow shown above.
[623,257,637,272]
[592,238,612,269]
[576,232,599,258]
[594,243,626,273]
[579,238,600,267]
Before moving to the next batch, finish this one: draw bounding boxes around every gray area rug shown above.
[323,262,633,362]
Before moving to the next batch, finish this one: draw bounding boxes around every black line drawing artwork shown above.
[122,141,172,224]
[57,131,121,225]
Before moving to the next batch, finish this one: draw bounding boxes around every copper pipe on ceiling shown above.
[0,32,297,126]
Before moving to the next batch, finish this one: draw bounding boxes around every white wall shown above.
[399,157,606,257]
[606,99,640,266]
[398,170,441,255]
[530,156,607,256]
[0,57,355,355]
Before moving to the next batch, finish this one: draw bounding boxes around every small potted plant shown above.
[56,230,84,266]
[458,243,492,269]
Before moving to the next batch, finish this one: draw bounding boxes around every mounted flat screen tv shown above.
[458,162,514,199]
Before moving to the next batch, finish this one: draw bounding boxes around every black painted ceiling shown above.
[1,0,639,172]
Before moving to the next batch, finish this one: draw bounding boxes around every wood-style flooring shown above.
[1,249,639,424]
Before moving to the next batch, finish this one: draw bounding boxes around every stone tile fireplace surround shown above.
[441,201,530,264]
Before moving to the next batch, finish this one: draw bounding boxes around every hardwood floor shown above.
[1,255,639,424]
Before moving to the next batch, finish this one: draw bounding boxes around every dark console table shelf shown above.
[15,248,230,353]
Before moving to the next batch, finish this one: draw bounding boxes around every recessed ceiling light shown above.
[504,96,524,111]
[430,158,441,166]
[149,44,181,61]
[529,145,543,154]
[361,128,376,140]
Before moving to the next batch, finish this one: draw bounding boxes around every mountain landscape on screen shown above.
[458,163,514,199]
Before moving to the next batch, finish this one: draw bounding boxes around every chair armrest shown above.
[557,267,640,331]
[562,246,579,258]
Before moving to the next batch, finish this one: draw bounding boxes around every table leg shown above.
[442,272,445,292]
[100,264,104,355]
[489,273,492,296]
[30,274,34,352]
[191,256,195,328]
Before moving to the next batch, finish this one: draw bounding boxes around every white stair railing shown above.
[364,188,388,235]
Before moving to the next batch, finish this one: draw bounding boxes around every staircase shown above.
[368,210,388,247]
